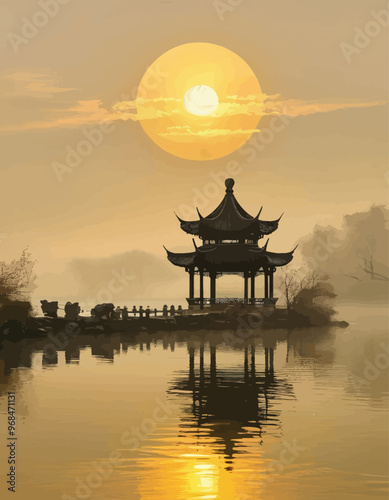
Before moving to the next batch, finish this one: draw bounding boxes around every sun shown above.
[184,85,219,116]
[135,43,263,161]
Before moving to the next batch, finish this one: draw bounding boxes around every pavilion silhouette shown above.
[164,178,297,309]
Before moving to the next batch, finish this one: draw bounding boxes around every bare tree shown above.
[356,235,389,281]
[0,248,36,305]
[279,267,336,314]
[279,267,304,311]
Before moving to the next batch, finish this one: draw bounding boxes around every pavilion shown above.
[164,178,296,309]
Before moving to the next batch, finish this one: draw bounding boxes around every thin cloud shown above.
[214,96,386,118]
[113,96,181,111]
[112,93,386,123]
[224,93,281,102]
[1,71,77,98]
[0,100,116,133]
[160,126,261,138]
[112,97,182,122]
[0,87,386,134]
[275,98,386,117]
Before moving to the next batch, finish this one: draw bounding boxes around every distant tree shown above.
[0,248,36,306]
[299,205,388,299]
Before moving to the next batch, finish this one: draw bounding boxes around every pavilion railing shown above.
[186,297,278,306]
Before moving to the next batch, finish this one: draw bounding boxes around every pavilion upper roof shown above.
[176,178,283,239]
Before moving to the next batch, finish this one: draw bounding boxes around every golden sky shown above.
[0,0,387,297]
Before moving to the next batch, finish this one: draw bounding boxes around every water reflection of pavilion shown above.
[0,328,334,401]
[169,341,294,461]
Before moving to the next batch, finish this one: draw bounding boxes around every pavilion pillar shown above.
[189,268,194,299]
[269,269,274,298]
[210,272,216,305]
[199,269,204,310]
[264,269,269,299]
[250,271,256,304]
[244,273,249,301]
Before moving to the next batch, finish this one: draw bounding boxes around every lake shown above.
[0,305,388,499]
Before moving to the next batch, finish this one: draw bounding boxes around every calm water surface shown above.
[0,305,388,499]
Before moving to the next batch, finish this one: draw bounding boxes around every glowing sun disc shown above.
[136,42,262,161]
[184,85,219,116]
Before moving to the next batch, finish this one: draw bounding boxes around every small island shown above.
[0,179,349,343]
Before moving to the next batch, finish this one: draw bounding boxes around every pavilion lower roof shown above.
[164,243,295,271]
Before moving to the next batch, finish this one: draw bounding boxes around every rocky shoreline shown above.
[0,307,349,343]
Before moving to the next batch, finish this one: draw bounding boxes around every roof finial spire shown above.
[225,178,235,193]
